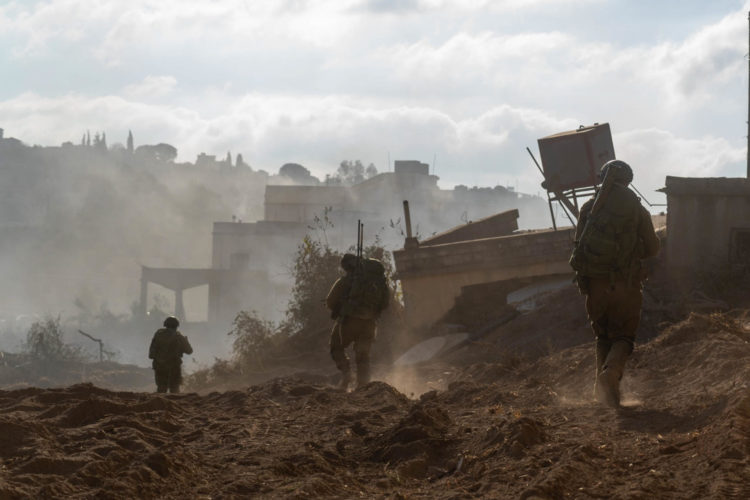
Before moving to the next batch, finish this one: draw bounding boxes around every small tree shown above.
[336,160,365,185]
[236,153,250,169]
[134,143,178,163]
[25,316,83,362]
[229,310,280,370]
[282,235,343,335]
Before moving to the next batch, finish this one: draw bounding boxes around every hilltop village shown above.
[0,127,547,334]
[1,123,750,498]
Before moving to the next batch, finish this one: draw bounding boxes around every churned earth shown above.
[1,285,750,499]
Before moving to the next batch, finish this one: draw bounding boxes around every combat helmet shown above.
[163,316,180,329]
[599,159,633,185]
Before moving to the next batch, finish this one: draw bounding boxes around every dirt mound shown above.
[0,352,153,391]
[1,301,750,497]
[440,283,592,366]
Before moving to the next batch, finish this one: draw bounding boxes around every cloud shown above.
[0,1,746,205]
[356,0,603,12]
[354,0,421,13]
[617,128,745,196]
[123,76,178,99]
[2,0,119,58]
[0,86,743,201]
[379,30,574,93]
[0,0,360,64]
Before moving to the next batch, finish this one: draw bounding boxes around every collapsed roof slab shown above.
[393,228,575,331]
[419,209,520,247]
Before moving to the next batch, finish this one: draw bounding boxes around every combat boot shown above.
[593,337,611,399]
[339,368,352,391]
[596,340,631,408]
[356,362,371,389]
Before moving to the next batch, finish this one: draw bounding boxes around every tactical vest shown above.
[570,184,641,279]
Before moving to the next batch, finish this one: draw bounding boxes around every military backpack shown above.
[569,184,641,279]
[340,258,389,320]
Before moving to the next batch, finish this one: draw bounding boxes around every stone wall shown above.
[663,176,750,272]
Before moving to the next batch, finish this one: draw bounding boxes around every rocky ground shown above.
[1,283,750,499]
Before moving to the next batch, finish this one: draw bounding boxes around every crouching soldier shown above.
[149,316,193,393]
[326,253,389,391]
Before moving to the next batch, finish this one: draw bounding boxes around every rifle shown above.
[574,163,617,248]
[333,220,365,321]
[356,219,364,271]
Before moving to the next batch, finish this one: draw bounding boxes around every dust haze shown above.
[0,129,551,368]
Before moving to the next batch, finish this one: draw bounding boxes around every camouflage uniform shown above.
[326,255,388,390]
[574,165,660,407]
[148,327,193,393]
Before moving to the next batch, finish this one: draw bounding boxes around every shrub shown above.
[229,310,281,370]
[25,316,84,362]
[282,235,343,336]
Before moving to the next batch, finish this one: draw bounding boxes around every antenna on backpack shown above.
[356,219,364,269]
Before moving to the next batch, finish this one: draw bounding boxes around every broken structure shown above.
[662,176,750,272]
[393,209,574,331]
[140,161,548,325]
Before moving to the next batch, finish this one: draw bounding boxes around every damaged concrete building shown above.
[661,176,750,273]
[139,160,548,326]
[393,209,574,332]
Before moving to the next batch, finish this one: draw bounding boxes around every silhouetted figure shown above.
[570,160,660,408]
[326,253,389,391]
[148,316,193,393]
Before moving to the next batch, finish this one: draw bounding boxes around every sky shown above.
[1,0,749,205]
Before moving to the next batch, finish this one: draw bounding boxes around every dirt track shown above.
[1,295,750,499]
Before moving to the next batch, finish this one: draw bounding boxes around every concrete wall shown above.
[393,228,575,330]
[211,221,306,270]
[209,221,308,324]
[207,269,288,324]
[664,177,750,271]
[264,185,349,223]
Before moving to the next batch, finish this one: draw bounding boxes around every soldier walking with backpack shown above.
[148,316,193,393]
[326,251,389,391]
[570,160,660,408]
